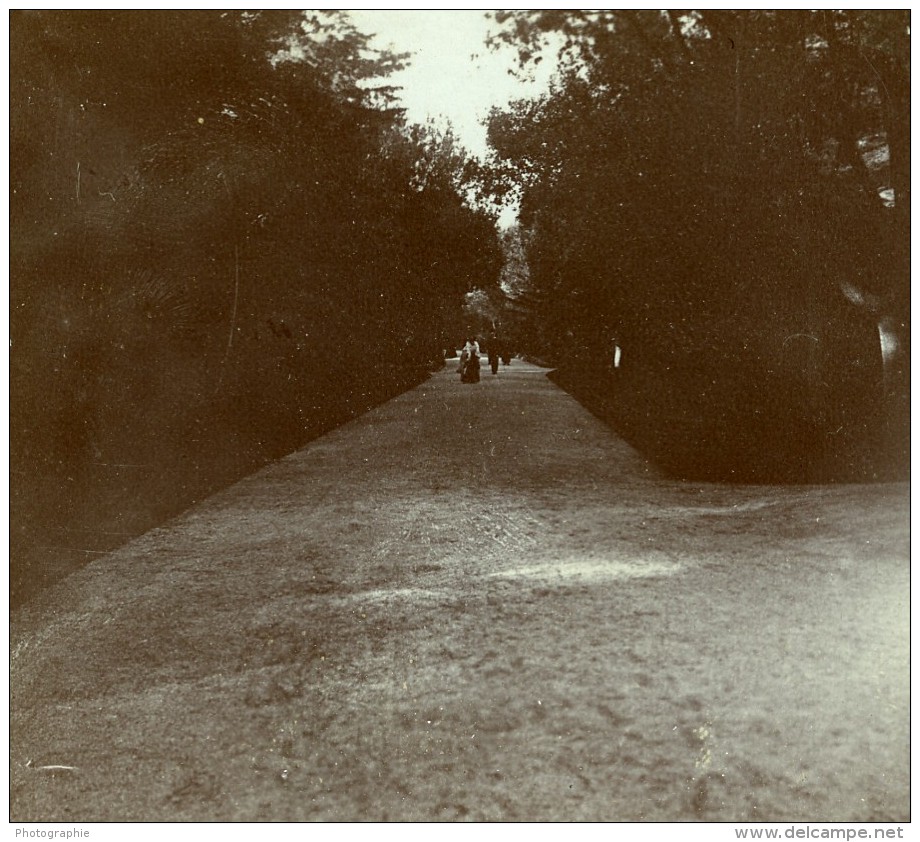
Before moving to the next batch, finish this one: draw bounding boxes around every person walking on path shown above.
[487,333,502,375]
[460,336,481,383]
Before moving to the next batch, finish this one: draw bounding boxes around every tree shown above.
[10,10,504,601]
[485,10,909,479]
[487,10,907,347]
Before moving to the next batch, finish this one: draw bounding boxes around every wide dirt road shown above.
[10,361,909,822]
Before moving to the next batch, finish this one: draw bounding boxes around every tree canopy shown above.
[484,9,908,481]
[10,10,502,601]
[486,10,908,361]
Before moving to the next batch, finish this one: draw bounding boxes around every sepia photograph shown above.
[9,9,910,828]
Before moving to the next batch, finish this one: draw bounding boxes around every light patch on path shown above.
[350,586,445,604]
[654,499,780,517]
[492,556,683,583]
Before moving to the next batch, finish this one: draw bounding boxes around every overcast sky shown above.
[348,10,558,161]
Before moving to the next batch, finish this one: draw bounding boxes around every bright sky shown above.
[348,10,558,161]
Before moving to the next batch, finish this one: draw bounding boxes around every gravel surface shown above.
[10,361,909,821]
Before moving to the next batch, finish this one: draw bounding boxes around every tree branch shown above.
[666,10,694,65]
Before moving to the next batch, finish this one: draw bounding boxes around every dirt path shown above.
[10,361,909,822]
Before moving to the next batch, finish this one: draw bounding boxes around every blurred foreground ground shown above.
[10,360,909,821]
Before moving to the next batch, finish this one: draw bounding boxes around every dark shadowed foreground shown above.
[10,361,908,821]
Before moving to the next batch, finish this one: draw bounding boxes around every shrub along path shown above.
[10,360,909,821]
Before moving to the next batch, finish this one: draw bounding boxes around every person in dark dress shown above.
[460,337,481,383]
[487,333,501,375]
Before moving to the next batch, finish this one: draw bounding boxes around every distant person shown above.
[460,336,481,383]
[487,333,502,375]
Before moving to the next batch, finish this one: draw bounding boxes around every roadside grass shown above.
[11,360,441,608]
[548,359,908,486]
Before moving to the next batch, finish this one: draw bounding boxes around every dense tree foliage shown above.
[11,11,502,601]
[486,10,909,481]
